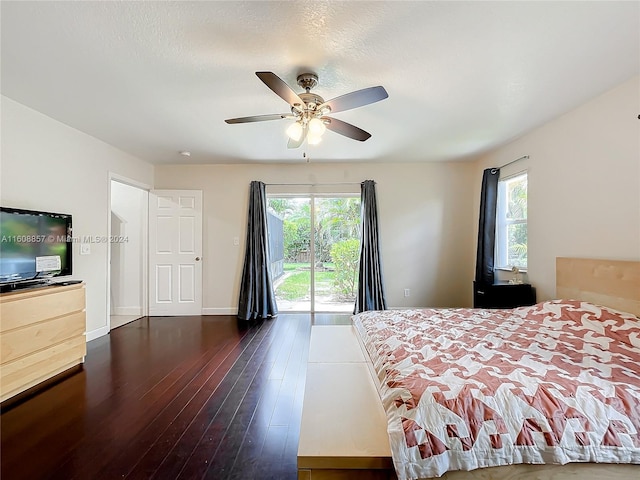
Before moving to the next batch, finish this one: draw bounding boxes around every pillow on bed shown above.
[523,299,640,350]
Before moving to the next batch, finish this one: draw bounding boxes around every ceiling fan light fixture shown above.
[286,121,304,141]
[307,132,322,145]
[308,117,326,136]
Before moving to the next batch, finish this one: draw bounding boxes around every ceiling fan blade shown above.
[319,86,388,114]
[287,126,307,149]
[256,71,304,109]
[225,113,291,124]
[323,117,371,142]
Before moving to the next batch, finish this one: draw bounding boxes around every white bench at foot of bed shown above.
[297,325,640,480]
[297,325,395,480]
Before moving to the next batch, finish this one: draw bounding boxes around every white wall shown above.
[1,97,155,340]
[154,162,477,313]
[471,76,640,301]
[110,180,147,317]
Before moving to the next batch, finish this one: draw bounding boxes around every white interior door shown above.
[149,190,203,316]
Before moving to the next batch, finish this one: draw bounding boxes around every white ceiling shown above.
[1,1,638,165]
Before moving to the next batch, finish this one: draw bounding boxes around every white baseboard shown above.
[86,325,109,342]
[202,307,238,315]
[112,306,143,316]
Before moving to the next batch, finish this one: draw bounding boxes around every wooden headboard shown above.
[556,257,640,317]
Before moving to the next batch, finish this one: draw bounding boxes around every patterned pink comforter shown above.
[352,300,640,480]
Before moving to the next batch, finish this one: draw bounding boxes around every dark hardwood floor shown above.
[1,313,350,480]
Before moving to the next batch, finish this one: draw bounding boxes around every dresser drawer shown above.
[1,311,85,363]
[0,285,85,332]
[0,335,86,402]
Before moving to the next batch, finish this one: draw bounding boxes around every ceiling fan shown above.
[225,72,388,148]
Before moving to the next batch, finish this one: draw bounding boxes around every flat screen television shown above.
[0,207,73,288]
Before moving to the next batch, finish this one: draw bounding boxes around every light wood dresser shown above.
[0,282,86,403]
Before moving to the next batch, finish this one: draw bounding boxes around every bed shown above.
[297,258,640,480]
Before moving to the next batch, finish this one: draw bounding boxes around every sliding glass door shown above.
[267,195,360,312]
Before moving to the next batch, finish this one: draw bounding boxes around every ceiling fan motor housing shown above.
[299,92,325,108]
[291,74,327,117]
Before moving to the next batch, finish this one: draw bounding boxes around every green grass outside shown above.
[276,270,335,300]
[284,263,308,271]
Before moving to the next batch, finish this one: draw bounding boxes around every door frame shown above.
[107,173,151,330]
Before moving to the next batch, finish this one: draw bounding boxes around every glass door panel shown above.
[313,197,361,312]
[268,197,311,311]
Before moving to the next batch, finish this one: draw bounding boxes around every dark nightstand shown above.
[473,281,536,308]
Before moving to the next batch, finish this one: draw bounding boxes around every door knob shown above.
[195,257,201,261]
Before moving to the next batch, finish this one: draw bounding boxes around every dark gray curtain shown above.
[475,168,500,285]
[354,180,387,314]
[237,181,278,321]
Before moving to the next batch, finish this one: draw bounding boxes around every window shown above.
[496,172,527,269]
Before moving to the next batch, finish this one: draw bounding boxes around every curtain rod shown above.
[264,182,364,186]
[497,155,529,170]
